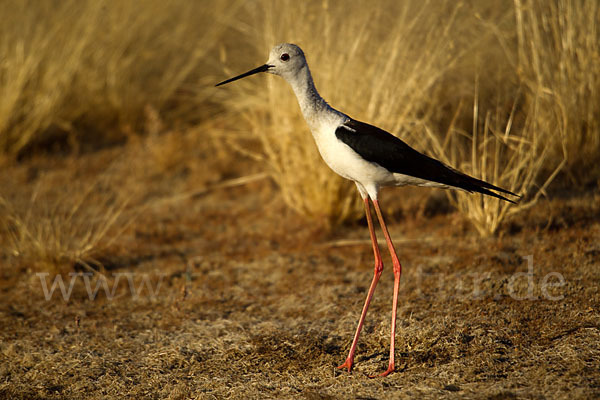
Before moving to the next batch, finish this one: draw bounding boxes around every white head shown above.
[215,43,308,87]
[265,43,307,80]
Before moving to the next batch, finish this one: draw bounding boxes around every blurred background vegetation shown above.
[1,0,599,269]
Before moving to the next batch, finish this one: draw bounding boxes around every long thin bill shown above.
[215,64,272,87]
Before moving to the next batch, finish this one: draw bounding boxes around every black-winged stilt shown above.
[216,43,519,377]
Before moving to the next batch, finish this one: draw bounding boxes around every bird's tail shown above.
[449,170,521,204]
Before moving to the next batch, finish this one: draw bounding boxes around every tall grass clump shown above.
[422,82,565,236]
[513,0,600,185]
[0,167,133,273]
[222,0,493,226]
[218,0,598,234]
[443,0,599,235]
[0,118,224,273]
[0,0,239,157]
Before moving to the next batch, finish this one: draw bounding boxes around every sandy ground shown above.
[1,148,599,399]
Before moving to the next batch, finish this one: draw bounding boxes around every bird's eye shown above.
[280,53,290,61]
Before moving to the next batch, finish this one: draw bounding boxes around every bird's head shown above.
[215,43,307,87]
[265,43,307,79]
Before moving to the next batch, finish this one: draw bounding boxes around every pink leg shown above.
[337,198,384,372]
[372,199,402,377]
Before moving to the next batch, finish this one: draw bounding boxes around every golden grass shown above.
[426,0,598,234]
[219,0,598,233]
[0,164,133,273]
[423,83,566,236]
[1,192,599,398]
[0,0,598,236]
[0,156,144,274]
[0,0,240,156]
[0,112,259,273]
[513,0,600,183]
[222,0,498,226]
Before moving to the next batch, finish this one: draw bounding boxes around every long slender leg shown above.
[372,199,402,377]
[337,198,384,372]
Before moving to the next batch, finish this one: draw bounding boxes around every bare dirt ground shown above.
[1,147,599,399]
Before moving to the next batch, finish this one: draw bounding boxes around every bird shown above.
[216,43,519,377]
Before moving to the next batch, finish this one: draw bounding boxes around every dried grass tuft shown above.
[421,83,566,236]
[1,0,597,237]
[219,0,597,233]
[223,0,483,226]
[513,0,600,184]
[0,166,134,273]
[1,115,154,273]
[0,0,240,156]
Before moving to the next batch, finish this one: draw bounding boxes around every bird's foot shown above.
[337,358,354,373]
[369,363,394,378]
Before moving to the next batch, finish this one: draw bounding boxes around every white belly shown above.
[311,123,395,188]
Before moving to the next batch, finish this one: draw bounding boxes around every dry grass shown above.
[0,0,598,235]
[217,0,598,233]
[0,154,142,273]
[513,0,600,184]
[0,188,125,274]
[1,2,599,398]
[0,109,260,274]
[0,0,239,156]
[1,170,599,398]
[425,0,598,234]
[222,0,500,226]
[421,82,566,236]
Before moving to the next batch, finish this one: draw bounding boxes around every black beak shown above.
[215,64,273,87]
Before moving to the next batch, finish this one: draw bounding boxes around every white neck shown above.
[287,65,343,129]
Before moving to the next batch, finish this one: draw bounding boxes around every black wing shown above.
[335,118,520,203]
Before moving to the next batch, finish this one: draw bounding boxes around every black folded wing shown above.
[335,119,519,203]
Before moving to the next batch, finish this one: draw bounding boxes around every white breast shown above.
[308,113,396,191]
